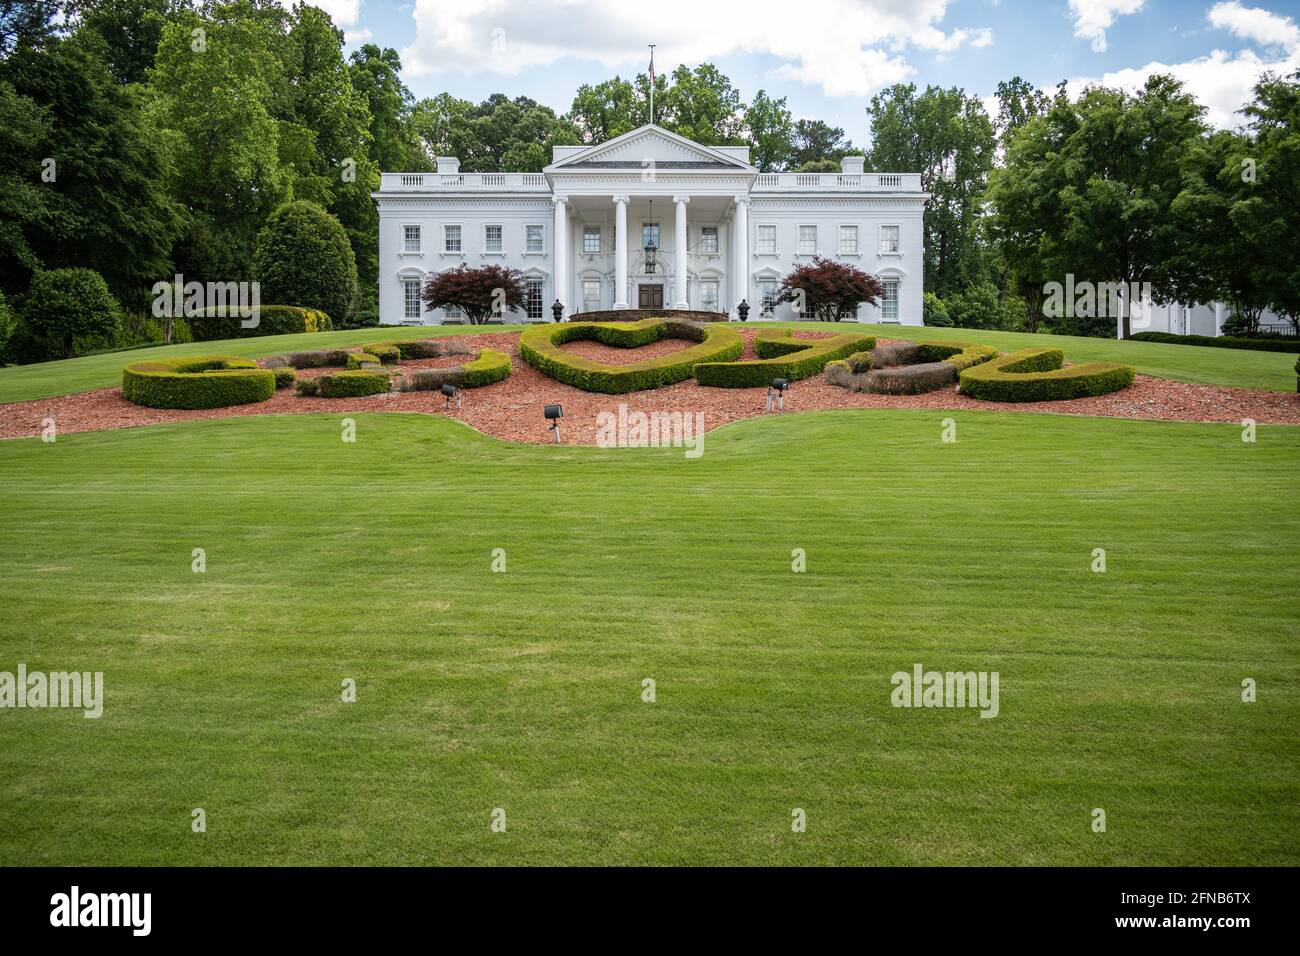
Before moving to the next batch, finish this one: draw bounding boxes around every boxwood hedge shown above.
[189,305,332,341]
[346,351,383,370]
[915,340,999,371]
[958,347,1135,401]
[519,318,742,394]
[122,355,276,409]
[396,347,513,392]
[1130,330,1300,353]
[695,328,873,388]
[295,369,391,398]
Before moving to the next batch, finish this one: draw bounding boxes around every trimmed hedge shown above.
[347,351,383,370]
[520,318,742,394]
[295,369,391,398]
[189,305,332,342]
[915,340,999,371]
[1130,330,1300,353]
[371,339,445,360]
[122,355,275,409]
[695,329,873,388]
[397,347,513,392]
[959,348,1135,402]
[359,343,401,364]
[263,348,352,369]
[273,366,296,389]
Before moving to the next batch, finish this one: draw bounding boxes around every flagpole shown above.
[648,44,656,124]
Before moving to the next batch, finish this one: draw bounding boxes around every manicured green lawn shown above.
[0,410,1296,865]
[1,321,1296,404]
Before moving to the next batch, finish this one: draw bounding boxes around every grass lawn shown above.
[1,322,1296,404]
[0,410,1296,865]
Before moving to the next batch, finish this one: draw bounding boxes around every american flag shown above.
[648,46,655,87]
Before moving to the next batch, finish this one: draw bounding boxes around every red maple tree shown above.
[422,264,526,324]
[777,257,885,322]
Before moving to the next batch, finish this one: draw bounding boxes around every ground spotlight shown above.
[440,383,461,409]
[544,403,563,442]
[766,377,790,413]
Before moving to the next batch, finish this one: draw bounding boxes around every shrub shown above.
[0,291,16,356]
[922,292,952,327]
[695,329,872,388]
[845,350,874,373]
[373,339,444,360]
[295,369,390,398]
[263,348,352,369]
[347,351,383,370]
[776,257,884,321]
[358,343,400,364]
[461,348,512,387]
[254,200,358,325]
[1129,331,1300,354]
[943,282,1002,330]
[122,355,275,409]
[423,263,525,324]
[24,268,121,358]
[190,304,332,342]
[863,362,958,394]
[520,319,742,393]
[959,347,1135,401]
[273,366,296,389]
[914,340,999,371]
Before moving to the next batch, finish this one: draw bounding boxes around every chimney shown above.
[840,155,865,175]
[436,156,460,175]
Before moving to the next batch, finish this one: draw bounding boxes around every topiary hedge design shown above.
[520,318,742,394]
[695,328,873,388]
[915,340,999,371]
[958,347,1135,401]
[295,369,392,398]
[397,347,513,392]
[122,355,277,409]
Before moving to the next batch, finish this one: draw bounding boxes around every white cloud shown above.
[1065,3,1299,130]
[276,0,360,28]
[344,28,373,45]
[400,0,993,98]
[1068,0,1145,52]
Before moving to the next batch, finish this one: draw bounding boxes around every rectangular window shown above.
[526,224,544,254]
[583,279,601,311]
[758,278,778,316]
[484,224,503,253]
[700,279,719,312]
[641,222,660,250]
[403,225,421,254]
[798,225,817,255]
[526,278,544,320]
[444,304,464,321]
[881,278,899,321]
[403,279,421,320]
[880,224,900,253]
[583,226,601,254]
[699,226,719,254]
[756,224,776,255]
[839,225,859,255]
[444,224,461,253]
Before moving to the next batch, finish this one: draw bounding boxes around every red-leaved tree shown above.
[422,264,526,324]
[777,257,884,322]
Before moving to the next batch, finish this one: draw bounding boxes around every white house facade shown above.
[373,124,928,326]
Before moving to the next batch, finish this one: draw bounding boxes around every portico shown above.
[373,124,929,325]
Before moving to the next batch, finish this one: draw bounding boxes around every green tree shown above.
[0,79,52,293]
[568,76,641,143]
[789,119,852,168]
[992,76,1049,150]
[744,90,793,171]
[23,267,120,358]
[867,84,995,297]
[253,199,358,324]
[413,93,578,172]
[349,43,428,173]
[68,0,175,84]
[658,63,744,145]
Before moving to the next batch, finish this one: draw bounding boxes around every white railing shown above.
[380,172,551,191]
[750,172,921,191]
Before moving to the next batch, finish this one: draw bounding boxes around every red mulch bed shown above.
[3,329,1298,444]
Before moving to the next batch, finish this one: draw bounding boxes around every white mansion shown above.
[373,124,929,325]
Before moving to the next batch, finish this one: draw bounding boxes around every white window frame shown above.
[442,223,463,256]
[402,278,422,320]
[881,277,900,322]
[582,278,602,311]
[582,225,602,255]
[699,278,720,312]
[402,224,422,255]
[755,224,777,256]
[524,276,545,320]
[525,224,545,255]
[878,224,901,255]
[699,226,719,255]
[797,224,817,256]
[757,277,779,316]
[483,223,503,255]
[838,224,859,256]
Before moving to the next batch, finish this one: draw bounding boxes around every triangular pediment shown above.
[547,124,752,171]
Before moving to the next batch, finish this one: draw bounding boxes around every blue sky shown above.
[313,0,1300,138]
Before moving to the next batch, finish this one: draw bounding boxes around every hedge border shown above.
[295,368,392,398]
[122,355,276,409]
[914,340,999,371]
[396,347,513,392]
[519,318,742,394]
[695,328,873,388]
[1130,330,1300,354]
[958,347,1135,402]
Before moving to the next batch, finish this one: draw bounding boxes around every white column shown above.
[673,195,689,309]
[552,196,568,316]
[613,195,629,309]
[732,197,749,318]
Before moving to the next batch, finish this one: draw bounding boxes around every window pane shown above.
[700,227,718,253]
[403,225,421,253]
[445,225,461,252]
[759,280,777,315]
[485,224,502,252]
[882,279,899,321]
[757,225,775,254]
[582,279,601,311]
[798,225,816,254]
[526,225,543,253]
[880,225,899,253]
[583,226,601,254]
[641,223,659,249]
[403,280,421,319]
[526,279,544,320]
[701,280,719,311]
[839,226,858,254]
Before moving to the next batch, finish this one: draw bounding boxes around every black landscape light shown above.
[766,377,790,413]
[440,382,461,410]
[544,403,563,443]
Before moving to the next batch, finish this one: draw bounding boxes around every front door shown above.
[637,284,663,309]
